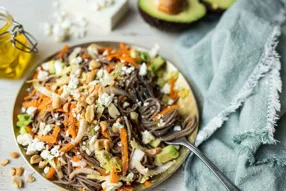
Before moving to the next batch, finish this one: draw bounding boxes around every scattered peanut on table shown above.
[0,159,10,166]
[16,167,24,176]
[11,176,23,188]
[10,152,20,159]
[10,167,16,176]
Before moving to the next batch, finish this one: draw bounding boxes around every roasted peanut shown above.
[99,121,109,132]
[63,102,70,112]
[10,152,20,159]
[52,95,62,109]
[10,168,16,176]
[89,60,101,69]
[85,105,94,122]
[25,175,35,183]
[11,176,23,188]
[0,159,9,166]
[103,139,111,152]
[38,161,48,169]
[94,139,105,151]
[30,155,42,164]
[86,70,97,83]
[15,167,24,176]
[145,148,162,156]
[86,94,95,105]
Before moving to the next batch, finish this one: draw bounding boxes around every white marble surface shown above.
[0,0,186,190]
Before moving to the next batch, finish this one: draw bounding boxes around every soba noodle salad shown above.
[16,43,196,191]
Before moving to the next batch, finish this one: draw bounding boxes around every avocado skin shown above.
[139,7,199,31]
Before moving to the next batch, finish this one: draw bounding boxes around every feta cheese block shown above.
[59,0,129,32]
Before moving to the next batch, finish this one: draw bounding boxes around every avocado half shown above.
[202,0,235,12]
[138,0,207,30]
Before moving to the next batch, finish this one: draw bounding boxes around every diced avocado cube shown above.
[140,52,149,62]
[155,145,179,164]
[149,139,161,148]
[149,56,165,72]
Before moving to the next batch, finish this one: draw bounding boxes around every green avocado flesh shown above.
[139,0,206,23]
[155,145,179,164]
[203,0,235,10]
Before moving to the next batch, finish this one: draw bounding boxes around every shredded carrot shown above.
[32,71,39,79]
[60,143,75,152]
[110,165,119,183]
[24,89,36,101]
[56,108,64,112]
[97,168,108,176]
[26,125,34,137]
[120,186,134,191]
[35,135,57,144]
[68,124,77,139]
[55,45,69,59]
[153,105,180,121]
[120,42,128,51]
[104,64,116,73]
[22,100,38,108]
[81,54,91,59]
[53,125,61,138]
[119,56,138,67]
[120,128,129,176]
[45,166,56,179]
[169,76,178,100]
[73,156,81,162]
[144,181,152,188]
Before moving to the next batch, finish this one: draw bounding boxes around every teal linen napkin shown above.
[176,0,286,190]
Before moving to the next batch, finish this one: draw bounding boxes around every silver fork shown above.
[164,137,240,191]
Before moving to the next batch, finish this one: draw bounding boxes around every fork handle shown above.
[180,139,240,191]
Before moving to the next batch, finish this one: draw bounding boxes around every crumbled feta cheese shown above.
[139,63,147,76]
[121,66,135,75]
[89,80,100,86]
[44,166,50,174]
[68,75,79,89]
[102,180,123,191]
[113,122,124,129]
[74,68,81,77]
[162,83,171,94]
[117,142,122,147]
[71,56,83,65]
[27,138,45,155]
[17,134,33,146]
[41,150,54,161]
[54,60,64,75]
[72,159,87,167]
[42,62,50,71]
[52,23,68,42]
[158,119,166,127]
[149,43,160,59]
[168,99,175,105]
[143,102,149,107]
[50,145,61,157]
[97,69,104,79]
[122,102,130,109]
[37,70,49,80]
[21,107,26,113]
[98,93,114,107]
[42,125,53,136]
[26,106,37,117]
[174,125,182,131]
[141,130,155,144]
[95,125,100,131]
